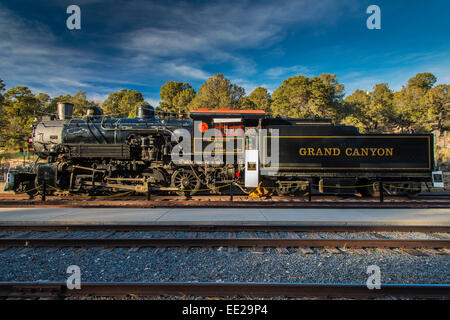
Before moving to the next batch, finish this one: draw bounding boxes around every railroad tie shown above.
[419,248,445,255]
[322,232,343,254]
[350,248,367,255]
[285,232,313,254]
[248,232,264,253]
[324,247,342,254]
[270,233,290,254]
[431,233,450,240]
[371,232,397,254]
[376,248,397,254]
[401,248,429,256]
[298,247,314,254]
[227,233,238,253]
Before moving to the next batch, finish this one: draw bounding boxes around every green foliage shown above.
[173,89,196,114]
[102,89,145,118]
[391,73,438,132]
[343,73,445,134]
[309,74,345,121]
[189,74,245,110]
[341,90,372,132]
[270,75,311,117]
[1,86,40,148]
[71,91,95,117]
[241,87,271,112]
[0,78,5,104]
[159,81,196,113]
[423,84,449,133]
[270,74,344,119]
[46,91,96,118]
[36,93,51,115]
[0,78,6,128]
[436,147,450,166]
[0,72,447,150]
[368,83,396,131]
[407,72,437,89]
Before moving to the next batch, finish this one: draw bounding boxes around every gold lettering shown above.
[345,148,352,156]
[299,146,393,157]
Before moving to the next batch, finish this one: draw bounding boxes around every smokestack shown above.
[57,102,74,120]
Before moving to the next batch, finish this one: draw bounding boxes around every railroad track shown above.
[0,195,448,208]
[0,237,448,250]
[0,225,448,252]
[1,225,448,299]
[0,224,448,233]
[0,201,448,209]
[0,282,449,299]
[0,224,450,255]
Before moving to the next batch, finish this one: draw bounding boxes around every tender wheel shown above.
[275,179,299,195]
[405,182,421,198]
[24,182,38,198]
[295,182,309,196]
[357,181,376,197]
[171,169,201,196]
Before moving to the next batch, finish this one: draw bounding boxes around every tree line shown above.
[0,72,448,150]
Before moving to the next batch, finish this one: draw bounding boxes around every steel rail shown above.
[0,238,448,249]
[0,200,448,208]
[0,282,449,299]
[0,224,449,233]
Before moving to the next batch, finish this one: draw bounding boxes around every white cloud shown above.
[264,65,313,78]
[122,0,350,71]
[2,0,447,106]
[164,63,210,80]
[145,97,161,107]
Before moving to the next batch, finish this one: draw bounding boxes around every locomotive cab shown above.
[190,109,266,188]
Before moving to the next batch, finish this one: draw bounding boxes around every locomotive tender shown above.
[4,102,444,196]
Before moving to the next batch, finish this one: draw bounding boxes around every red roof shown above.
[191,108,265,114]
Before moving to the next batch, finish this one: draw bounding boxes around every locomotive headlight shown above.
[198,122,208,133]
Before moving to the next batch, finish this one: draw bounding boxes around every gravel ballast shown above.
[0,247,448,284]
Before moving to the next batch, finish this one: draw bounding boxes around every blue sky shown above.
[1,0,449,105]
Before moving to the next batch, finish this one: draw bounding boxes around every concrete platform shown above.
[0,207,449,225]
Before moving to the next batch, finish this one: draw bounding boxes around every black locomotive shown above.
[4,102,444,197]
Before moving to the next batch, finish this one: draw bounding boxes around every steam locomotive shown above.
[4,102,444,197]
